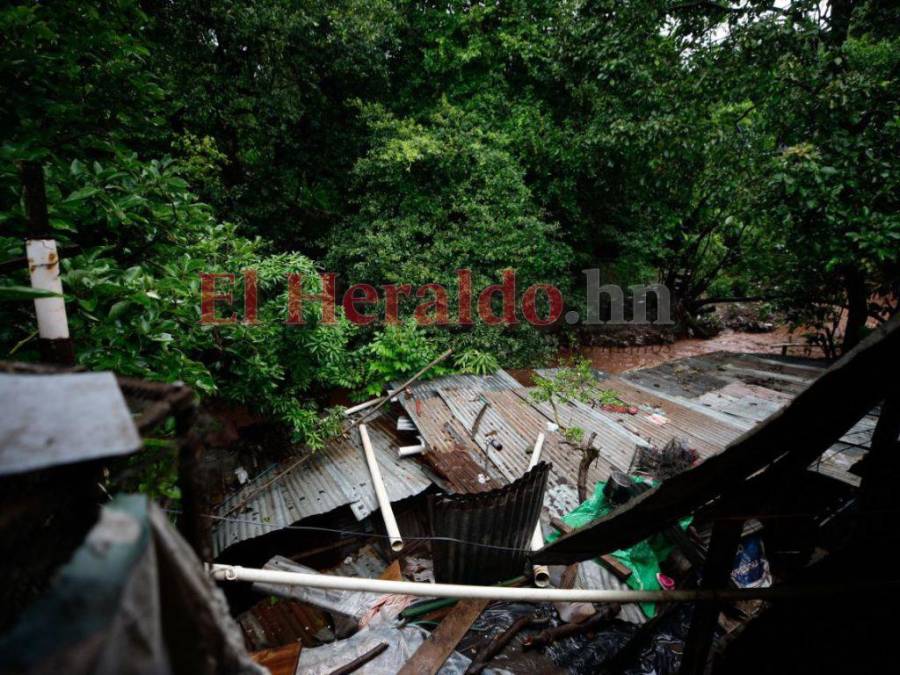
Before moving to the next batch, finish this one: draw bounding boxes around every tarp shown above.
[547,478,691,617]
[294,624,471,675]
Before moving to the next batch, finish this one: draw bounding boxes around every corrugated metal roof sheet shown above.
[394,379,626,521]
[399,370,521,397]
[621,356,871,487]
[212,415,433,556]
[429,462,549,585]
[239,599,330,650]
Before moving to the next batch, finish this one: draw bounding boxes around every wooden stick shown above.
[350,349,453,429]
[398,598,489,675]
[327,642,389,675]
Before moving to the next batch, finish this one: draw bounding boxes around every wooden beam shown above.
[678,519,742,675]
[858,394,900,532]
[535,315,900,565]
[397,598,488,675]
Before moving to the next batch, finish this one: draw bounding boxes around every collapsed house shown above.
[1,316,897,674]
[206,318,897,674]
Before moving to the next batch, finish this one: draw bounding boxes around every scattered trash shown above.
[731,533,772,589]
[630,438,699,481]
[522,603,621,651]
[548,477,692,618]
[252,556,385,638]
[656,573,676,591]
[234,466,249,485]
[646,412,668,425]
[296,625,471,675]
[465,612,548,674]
[602,404,640,415]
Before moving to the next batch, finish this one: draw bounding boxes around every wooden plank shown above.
[859,395,900,518]
[679,520,742,675]
[397,598,489,675]
[379,559,402,581]
[535,315,900,565]
[250,642,301,675]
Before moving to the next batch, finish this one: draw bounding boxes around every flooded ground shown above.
[571,325,824,374]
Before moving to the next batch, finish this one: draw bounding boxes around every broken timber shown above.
[397,598,489,675]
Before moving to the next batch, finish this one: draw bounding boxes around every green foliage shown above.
[0,151,353,447]
[0,286,62,301]
[595,389,626,407]
[530,357,598,440]
[3,0,898,475]
[357,320,448,397]
[454,349,500,376]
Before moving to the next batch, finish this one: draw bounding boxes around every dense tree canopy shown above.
[2,0,897,442]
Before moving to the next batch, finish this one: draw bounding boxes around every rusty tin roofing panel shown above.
[212,415,433,556]
[239,599,330,650]
[399,370,522,397]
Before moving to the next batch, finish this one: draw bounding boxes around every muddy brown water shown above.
[580,326,823,373]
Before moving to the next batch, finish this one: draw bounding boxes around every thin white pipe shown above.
[26,239,69,339]
[527,433,545,470]
[398,444,426,457]
[527,433,550,587]
[210,564,853,603]
[345,394,393,416]
[359,424,403,552]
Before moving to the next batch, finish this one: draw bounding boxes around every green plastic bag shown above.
[547,477,691,617]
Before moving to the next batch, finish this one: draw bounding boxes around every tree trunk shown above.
[842,266,868,353]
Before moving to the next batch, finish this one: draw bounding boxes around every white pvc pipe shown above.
[345,395,389,416]
[26,239,69,339]
[398,444,426,457]
[210,564,849,603]
[359,424,403,552]
[527,433,550,587]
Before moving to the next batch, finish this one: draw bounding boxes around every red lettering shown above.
[242,269,258,324]
[343,283,378,325]
[414,284,450,326]
[287,273,337,325]
[457,269,473,325]
[477,269,518,325]
[383,284,413,325]
[200,273,237,324]
[522,284,563,326]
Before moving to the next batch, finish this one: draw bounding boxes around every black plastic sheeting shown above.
[428,462,549,585]
[451,601,694,675]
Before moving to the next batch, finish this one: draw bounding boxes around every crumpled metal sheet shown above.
[398,370,522,398]
[429,462,550,585]
[213,415,434,556]
[253,555,383,638]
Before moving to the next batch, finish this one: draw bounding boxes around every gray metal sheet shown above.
[212,416,433,556]
[398,369,521,397]
[0,372,141,475]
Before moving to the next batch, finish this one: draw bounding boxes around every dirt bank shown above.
[571,325,823,374]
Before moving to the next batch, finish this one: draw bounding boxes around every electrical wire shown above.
[165,503,900,556]
[165,509,537,553]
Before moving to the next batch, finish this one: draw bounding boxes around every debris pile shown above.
[3,322,898,675]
